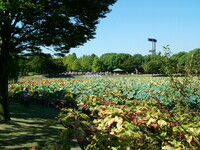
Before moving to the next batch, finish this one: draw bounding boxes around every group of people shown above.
[59,71,112,76]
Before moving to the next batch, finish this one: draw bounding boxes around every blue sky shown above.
[68,0,200,57]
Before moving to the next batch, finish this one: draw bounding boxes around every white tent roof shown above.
[113,68,123,72]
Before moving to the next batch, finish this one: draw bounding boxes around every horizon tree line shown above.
[9,47,200,78]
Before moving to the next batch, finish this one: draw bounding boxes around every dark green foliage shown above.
[62,48,199,74]
[99,53,132,71]
[52,58,66,74]
[121,56,136,72]
[63,53,99,72]
[0,0,117,54]
[28,54,52,74]
[187,48,200,76]
[143,60,162,74]
[175,52,189,74]
[63,53,77,71]
[72,59,82,71]
[81,55,94,71]
[0,0,117,121]
[99,53,117,71]
[92,57,101,71]
[8,55,20,82]
[27,54,65,74]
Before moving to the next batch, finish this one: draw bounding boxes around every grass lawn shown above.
[0,101,81,150]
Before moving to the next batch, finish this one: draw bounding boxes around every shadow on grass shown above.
[0,101,80,150]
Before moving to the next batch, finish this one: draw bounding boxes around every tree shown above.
[81,55,93,71]
[114,53,131,69]
[121,56,136,72]
[27,54,66,74]
[18,56,29,76]
[81,54,97,71]
[187,48,200,76]
[8,55,20,82]
[28,54,54,74]
[92,57,101,71]
[63,53,77,71]
[100,53,116,71]
[177,53,189,74]
[72,59,81,71]
[132,54,144,73]
[143,60,162,74]
[171,51,188,73]
[143,53,163,74]
[99,53,132,71]
[0,0,117,121]
[50,58,66,74]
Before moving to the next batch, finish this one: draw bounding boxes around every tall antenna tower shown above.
[148,38,157,54]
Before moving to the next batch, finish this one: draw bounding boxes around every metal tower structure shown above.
[148,38,157,54]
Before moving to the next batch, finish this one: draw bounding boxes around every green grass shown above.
[0,101,81,150]
[28,72,41,76]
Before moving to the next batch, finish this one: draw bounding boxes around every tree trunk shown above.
[0,51,10,121]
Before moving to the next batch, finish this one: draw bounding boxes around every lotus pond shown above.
[8,76,200,149]
[9,76,200,108]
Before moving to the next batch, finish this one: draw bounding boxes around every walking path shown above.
[0,101,80,150]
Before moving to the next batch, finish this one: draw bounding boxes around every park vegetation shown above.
[8,74,200,149]
[9,47,200,78]
[6,47,200,149]
[0,0,117,121]
[1,0,200,149]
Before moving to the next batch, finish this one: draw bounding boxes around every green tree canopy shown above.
[72,59,81,71]
[143,60,162,74]
[81,55,94,71]
[171,51,188,73]
[63,53,77,71]
[132,54,144,67]
[100,53,116,71]
[187,48,200,75]
[92,57,101,71]
[28,54,51,74]
[0,0,117,121]
[100,53,131,71]
[114,53,131,69]
[121,56,136,72]
[27,54,65,74]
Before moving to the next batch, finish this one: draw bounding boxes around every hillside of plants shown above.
[9,76,200,150]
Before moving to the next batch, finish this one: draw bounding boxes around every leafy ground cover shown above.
[0,101,81,150]
[9,76,200,108]
[6,76,200,149]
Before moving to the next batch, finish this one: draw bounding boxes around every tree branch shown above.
[11,11,21,28]
[9,27,38,53]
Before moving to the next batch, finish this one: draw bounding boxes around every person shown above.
[23,88,30,107]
